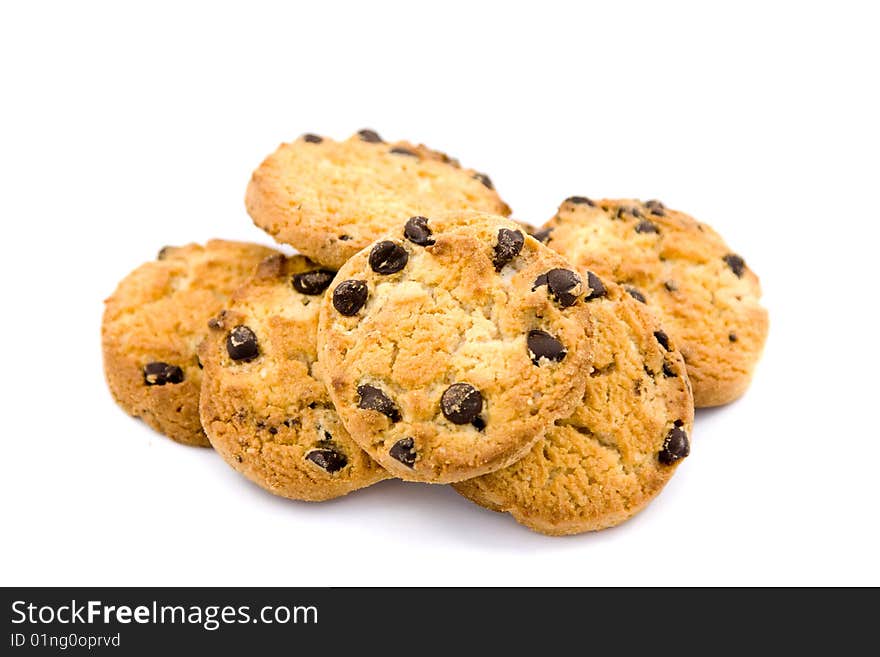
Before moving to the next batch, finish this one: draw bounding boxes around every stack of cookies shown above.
[102,129,768,535]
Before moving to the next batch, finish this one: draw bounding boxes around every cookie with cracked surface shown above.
[102,240,279,446]
[198,255,389,501]
[455,277,694,535]
[245,129,511,269]
[540,197,768,407]
[317,211,593,483]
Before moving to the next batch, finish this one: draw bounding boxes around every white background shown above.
[2,1,878,587]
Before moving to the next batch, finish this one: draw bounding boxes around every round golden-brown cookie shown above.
[198,255,389,501]
[539,197,768,407]
[455,277,695,535]
[245,129,511,269]
[102,240,279,446]
[317,211,593,484]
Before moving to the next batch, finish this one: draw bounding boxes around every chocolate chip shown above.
[306,448,348,473]
[625,286,647,304]
[654,330,671,351]
[302,133,323,143]
[404,216,435,246]
[729,332,738,343]
[441,383,483,425]
[659,426,690,465]
[617,206,642,219]
[635,220,660,234]
[530,227,553,243]
[389,437,416,467]
[339,234,352,241]
[565,196,595,206]
[664,280,678,292]
[369,241,409,274]
[143,362,184,386]
[292,269,336,295]
[492,229,524,271]
[527,330,566,365]
[533,269,582,307]
[471,417,486,431]
[645,199,666,216]
[473,172,494,189]
[723,254,746,278]
[662,362,676,378]
[357,384,401,422]
[156,246,172,260]
[226,325,259,361]
[268,426,278,435]
[332,280,368,315]
[207,314,224,330]
[357,128,383,143]
[584,271,607,301]
[389,146,417,157]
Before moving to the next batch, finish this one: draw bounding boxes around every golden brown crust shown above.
[541,198,768,407]
[455,280,695,535]
[102,240,279,445]
[245,131,511,269]
[317,211,593,484]
[198,255,388,500]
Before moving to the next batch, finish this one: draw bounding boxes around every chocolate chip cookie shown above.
[198,255,388,500]
[539,197,768,406]
[317,211,593,483]
[245,129,511,269]
[102,240,278,445]
[455,277,694,535]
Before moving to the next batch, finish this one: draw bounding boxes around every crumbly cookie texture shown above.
[455,278,695,535]
[198,255,388,501]
[102,240,279,446]
[245,129,511,269]
[539,197,768,407]
[317,211,593,484]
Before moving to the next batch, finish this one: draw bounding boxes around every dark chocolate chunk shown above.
[292,269,336,295]
[339,234,352,241]
[659,426,690,465]
[565,196,595,206]
[389,146,417,157]
[625,286,647,304]
[471,417,486,431]
[305,448,348,473]
[530,227,553,243]
[635,220,660,234]
[332,280,368,316]
[441,383,483,425]
[533,268,582,307]
[357,128,383,143]
[143,362,184,386]
[654,330,671,351]
[729,332,738,343]
[302,133,323,143]
[645,199,666,216]
[404,216,435,246]
[226,325,259,362]
[723,254,746,278]
[584,271,607,301]
[369,241,409,274]
[492,229,524,271]
[357,384,401,422]
[473,172,494,189]
[662,362,676,378]
[389,437,416,467]
[527,330,566,365]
